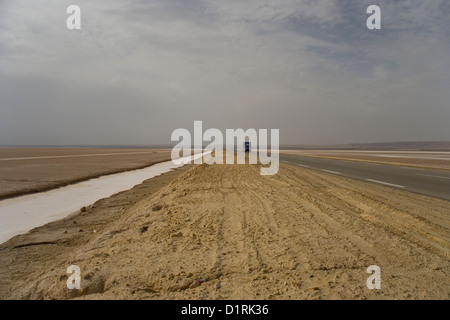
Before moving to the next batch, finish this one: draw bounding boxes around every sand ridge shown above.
[0,161,448,299]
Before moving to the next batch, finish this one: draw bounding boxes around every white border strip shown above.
[321,169,340,175]
[366,179,405,188]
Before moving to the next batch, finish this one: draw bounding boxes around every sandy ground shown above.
[0,160,448,300]
[281,150,450,170]
[0,148,171,199]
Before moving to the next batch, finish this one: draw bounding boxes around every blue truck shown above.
[244,142,251,152]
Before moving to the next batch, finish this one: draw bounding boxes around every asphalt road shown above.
[280,153,450,201]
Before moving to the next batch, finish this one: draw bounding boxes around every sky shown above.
[0,0,449,146]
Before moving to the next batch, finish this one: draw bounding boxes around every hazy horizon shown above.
[1,1,449,146]
[2,140,450,149]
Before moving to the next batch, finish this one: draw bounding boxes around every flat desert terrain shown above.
[0,159,448,299]
[0,148,171,199]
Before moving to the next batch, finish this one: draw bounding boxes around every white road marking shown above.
[0,151,158,161]
[416,173,450,180]
[375,155,450,160]
[283,161,311,168]
[365,179,405,188]
[321,169,341,175]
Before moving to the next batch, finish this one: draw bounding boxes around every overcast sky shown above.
[1,0,449,145]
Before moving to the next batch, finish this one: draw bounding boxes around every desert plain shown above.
[0,148,448,299]
[0,148,171,200]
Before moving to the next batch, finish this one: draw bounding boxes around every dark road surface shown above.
[280,153,450,201]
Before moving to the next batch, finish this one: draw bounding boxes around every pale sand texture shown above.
[0,161,448,299]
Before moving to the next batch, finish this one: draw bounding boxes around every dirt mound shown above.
[0,162,448,299]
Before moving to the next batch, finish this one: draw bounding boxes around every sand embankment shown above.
[0,161,448,299]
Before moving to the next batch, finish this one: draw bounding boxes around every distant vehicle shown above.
[244,142,251,152]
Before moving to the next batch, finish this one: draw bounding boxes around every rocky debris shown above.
[307,286,320,291]
[139,226,148,234]
[189,280,201,289]
[171,231,182,238]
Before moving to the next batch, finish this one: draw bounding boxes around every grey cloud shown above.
[0,0,449,145]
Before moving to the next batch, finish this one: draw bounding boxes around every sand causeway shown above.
[0,158,448,299]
